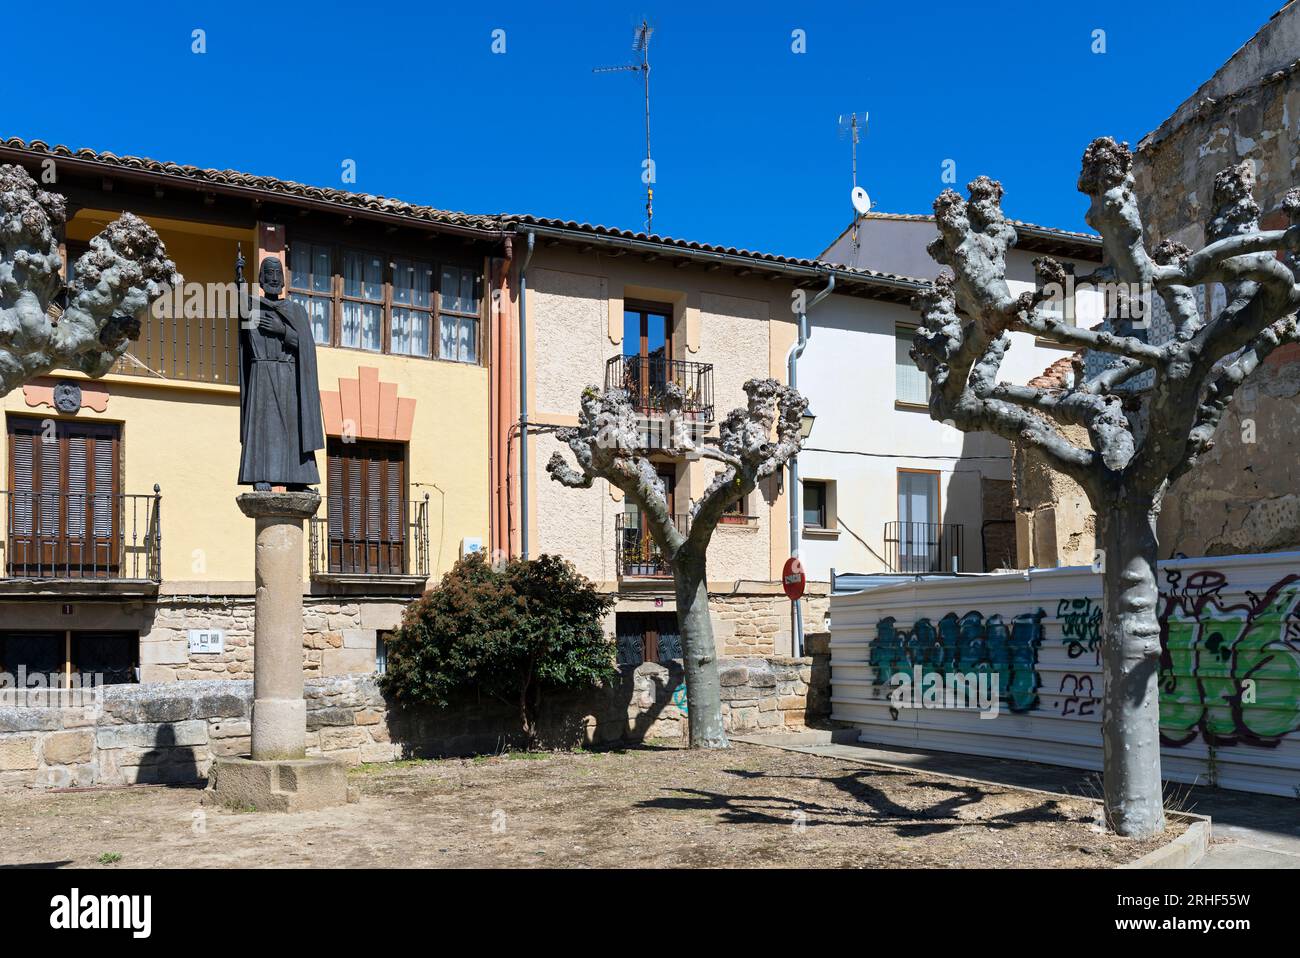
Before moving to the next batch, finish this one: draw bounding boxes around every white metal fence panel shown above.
[830,552,1300,797]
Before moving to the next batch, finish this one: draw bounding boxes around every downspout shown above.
[786,273,835,657]
[517,230,536,559]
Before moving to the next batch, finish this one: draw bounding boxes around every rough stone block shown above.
[320,726,369,750]
[96,719,208,750]
[306,707,355,730]
[322,647,376,677]
[719,666,749,687]
[0,734,40,770]
[41,730,94,766]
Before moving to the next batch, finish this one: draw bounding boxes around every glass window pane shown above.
[895,328,930,405]
[361,303,382,351]
[409,311,430,357]
[440,267,460,312]
[312,247,332,293]
[289,245,310,289]
[460,317,476,364]
[344,251,384,301]
[391,307,410,354]
[803,483,824,527]
[341,300,361,348]
[392,260,412,305]
[292,293,330,345]
[440,313,457,360]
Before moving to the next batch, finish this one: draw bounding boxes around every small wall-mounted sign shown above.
[188,629,225,654]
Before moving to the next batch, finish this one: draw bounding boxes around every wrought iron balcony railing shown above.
[309,493,430,579]
[109,312,239,386]
[1,488,162,581]
[615,512,690,578]
[883,521,964,574]
[604,355,715,422]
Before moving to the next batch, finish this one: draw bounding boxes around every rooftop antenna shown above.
[594,18,655,232]
[838,112,870,249]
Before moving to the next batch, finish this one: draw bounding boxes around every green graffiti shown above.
[1158,570,1300,748]
[871,610,1045,713]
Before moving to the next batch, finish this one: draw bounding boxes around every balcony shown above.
[604,355,715,422]
[309,494,431,590]
[615,513,690,579]
[883,521,964,574]
[1,489,162,591]
[109,312,239,386]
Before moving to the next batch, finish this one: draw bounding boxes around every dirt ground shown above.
[0,742,1181,868]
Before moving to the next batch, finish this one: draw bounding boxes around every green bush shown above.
[380,553,617,742]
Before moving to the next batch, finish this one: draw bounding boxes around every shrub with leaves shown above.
[380,553,617,742]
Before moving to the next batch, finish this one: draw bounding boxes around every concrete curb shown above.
[1119,816,1210,869]
[732,731,1211,869]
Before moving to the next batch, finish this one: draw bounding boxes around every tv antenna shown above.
[838,111,870,247]
[594,18,655,232]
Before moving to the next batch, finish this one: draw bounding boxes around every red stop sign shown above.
[782,557,806,601]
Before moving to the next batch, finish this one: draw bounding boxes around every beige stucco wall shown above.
[523,247,799,588]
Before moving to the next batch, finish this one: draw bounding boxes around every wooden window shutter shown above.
[326,438,406,574]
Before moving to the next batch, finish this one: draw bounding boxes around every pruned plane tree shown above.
[0,163,178,396]
[548,378,806,749]
[911,136,1300,837]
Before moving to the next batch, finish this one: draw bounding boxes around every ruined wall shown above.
[1132,4,1300,557]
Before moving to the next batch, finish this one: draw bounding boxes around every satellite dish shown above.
[851,186,872,217]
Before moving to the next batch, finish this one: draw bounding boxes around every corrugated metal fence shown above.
[830,552,1300,797]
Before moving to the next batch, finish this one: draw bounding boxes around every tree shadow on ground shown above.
[634,765,1078,838]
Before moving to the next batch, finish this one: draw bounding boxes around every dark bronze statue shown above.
[237,256,324,490]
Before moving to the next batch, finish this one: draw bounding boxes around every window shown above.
[7,418,121,578]
[895,325,930,406]
[803,480,828,529]
[287,240,482,362]
[376,631,390,675]
[392,259,434,357]
[288,242,334,345]
[341,250,384,352]
[326,439,407,575]
[439,265,480,364]
[615,612,683,666]
[897,470,941,572]
[0,631,138,687]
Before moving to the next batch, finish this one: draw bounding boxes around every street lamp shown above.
[800,404,816,440]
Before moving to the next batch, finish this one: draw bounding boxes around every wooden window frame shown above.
[326,437,409,575]
[285,236,485,365]
[6,416,123,578]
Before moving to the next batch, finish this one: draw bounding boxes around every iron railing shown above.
[1,488,162,581]
[883,521,964,574]
[109,312,239,385]
[604,355,715,421]
[309,493,430,578]
[615,513,690,578]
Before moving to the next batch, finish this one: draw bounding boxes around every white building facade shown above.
[797,214,1105,582]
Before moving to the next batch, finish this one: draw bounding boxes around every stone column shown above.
[206,490,347,812]
[236,490,319,760]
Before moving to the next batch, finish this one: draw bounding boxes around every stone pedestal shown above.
[206,490,348,811]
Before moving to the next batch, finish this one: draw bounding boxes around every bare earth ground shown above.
[0,742,1180,868]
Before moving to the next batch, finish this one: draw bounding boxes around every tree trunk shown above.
[673,547,729,748]
[1098,492,1166,838]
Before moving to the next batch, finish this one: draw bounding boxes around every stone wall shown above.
[0,656,812,790]
[1132,4,1300,558]
[137,596,405,683]
[711,590,829,657]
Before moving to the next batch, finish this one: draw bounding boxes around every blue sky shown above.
[5,0,1284,258]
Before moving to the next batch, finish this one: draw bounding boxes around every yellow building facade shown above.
[0,140,498,683]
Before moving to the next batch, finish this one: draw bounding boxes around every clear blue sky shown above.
[6,0,1285,258]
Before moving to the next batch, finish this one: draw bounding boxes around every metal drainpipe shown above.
[786,274,835,658]
[518,230,536,559]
